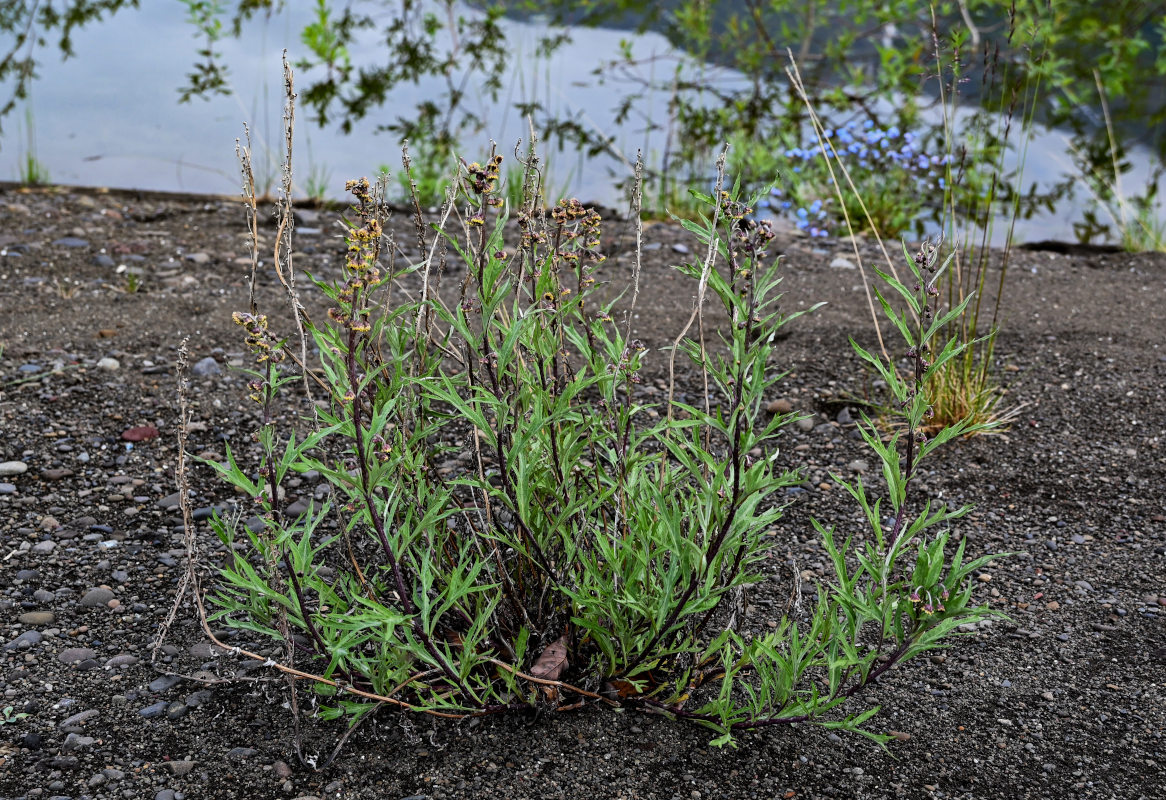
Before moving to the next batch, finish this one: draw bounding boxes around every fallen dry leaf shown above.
[530,634,568,682]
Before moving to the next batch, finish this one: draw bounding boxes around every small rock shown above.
[830,256,856,269]
[766,398,793,415]
[191,357,222,377]
[167,760,197,776]
[32,540,57,554]
[227,747,259,760]
[139,701,168,718]
[59,647,98,664]
[18,611,55,625]
[96,357,120,371]
[836,407,853,425]
[149,674,184,693]
[40,515,61,531]
[156,789,178,800]
[0,460,29,477]
[847,459,868,473]
[0,482,16,494]
[80,587,115,607]
[293,208,320,226]
[795,417,814,432]
[165,700,189,720]
[122,425,160,442]
[186,252,211,264]
[4,630,43,650]
[106,653,140,668]
[59,710,100,730]
[273,761,293,779]
[671,242,691,255]
[53,236,90,248]
[91,253,116,268]
[63,733,96,752]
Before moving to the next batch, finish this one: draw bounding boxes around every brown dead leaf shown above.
[530,634,568,682]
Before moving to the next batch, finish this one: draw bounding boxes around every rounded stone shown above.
[59,647,97,664]
[766,398,793,415]
[80,587,115,607]
[191,356,222,376]
[0,461,29,477]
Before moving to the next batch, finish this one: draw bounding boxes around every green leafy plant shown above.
[192,135,1005,757]
[17,107,49,186]
[0,706,30,726]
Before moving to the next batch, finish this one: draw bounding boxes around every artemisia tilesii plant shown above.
[201,144,1005,750]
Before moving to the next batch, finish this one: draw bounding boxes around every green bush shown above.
[200,150,1005,749]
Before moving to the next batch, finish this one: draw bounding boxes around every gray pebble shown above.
[0,482,16,494]
[165,700,189,720]
[847,459,868,473]
[671,242,691,254]
[795,417,814,432]
[80,587,115,606]
[830,256,856,269]
[18,611,54,625]
[0,460,28,477]
[96,357,120,371]
[106,653,140,668]
[33,589,55,603]
[91,253,115,268]
[53,236,90,247]
[4,630,43,650]
[226,746,259,760]
[149,674,184,693]
[191,356,222,376]
[32,539,57,554]
[167,760,197,776]
[59,709,99,730]
[59,647,97,664]
[63,733,95,752]
[139,701,168,718]
[185,690,214,707]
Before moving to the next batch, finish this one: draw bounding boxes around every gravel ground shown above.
[0,185,1164,800]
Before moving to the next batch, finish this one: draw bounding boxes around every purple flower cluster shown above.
[763,120,949,238]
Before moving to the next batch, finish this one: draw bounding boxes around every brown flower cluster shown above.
[232,311,285,365]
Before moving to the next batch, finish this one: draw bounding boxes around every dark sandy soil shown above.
[0,184,1164,800]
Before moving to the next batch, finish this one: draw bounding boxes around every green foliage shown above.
[16,107,49,185]
[203,145,1004,750]
[0,705,30,726]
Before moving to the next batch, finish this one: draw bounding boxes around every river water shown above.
[0,2,1160,246]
